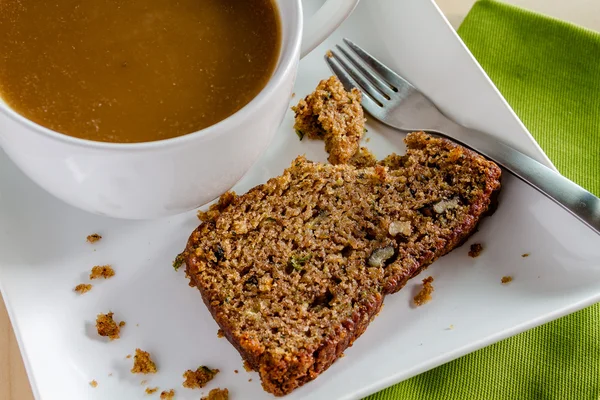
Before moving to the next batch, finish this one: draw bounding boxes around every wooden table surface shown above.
[1,1,599,399]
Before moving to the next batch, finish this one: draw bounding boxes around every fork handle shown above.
[432,121,600,236]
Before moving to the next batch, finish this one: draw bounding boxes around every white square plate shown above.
[1,1,600,399]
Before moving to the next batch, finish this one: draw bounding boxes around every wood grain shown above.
[0,293,34,400]
[1,0,598,399]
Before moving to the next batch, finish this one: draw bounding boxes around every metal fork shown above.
[326,38,600,236]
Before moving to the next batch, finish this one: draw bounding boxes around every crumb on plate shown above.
[448,324,454,330]
[96,312,123,340]
[90,265,115,280]
[182,366,219,389]
[234,369,238,374]
[501,276,513,284]
[119,321,126,327]
[126,354,132,359]
[131,348,157,374]
[201,388,229,400]
[87,233,102,243]
[89,380,98,388]
[74,283,92,295]
[217,329,224,338]
[145,387,159,394]
[413,276,434,306]
[291,76,366,164]
[522,253,530,257]
[468,243,483,258]
[326,49,333,58]
[160,389,175,400]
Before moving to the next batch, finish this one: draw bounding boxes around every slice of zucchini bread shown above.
[183,131,501,396]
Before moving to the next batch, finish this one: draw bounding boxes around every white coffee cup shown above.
[0,0,359,219]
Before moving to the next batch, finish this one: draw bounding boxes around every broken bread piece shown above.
[183,131,501,396]
[292,76,365,164]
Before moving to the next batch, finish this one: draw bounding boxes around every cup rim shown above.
[0,0,302,152]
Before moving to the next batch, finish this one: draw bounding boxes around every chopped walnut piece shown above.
[413,276,434,306]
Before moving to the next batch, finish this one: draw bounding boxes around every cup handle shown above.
[300,0,360,59]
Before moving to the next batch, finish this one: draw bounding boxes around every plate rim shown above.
[0,1,592,400]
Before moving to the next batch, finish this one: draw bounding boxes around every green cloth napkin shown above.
[367,1,600,399]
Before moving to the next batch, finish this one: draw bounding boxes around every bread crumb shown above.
[196,191,237,224]
[234,370,238,374]
[131,349,157,374]
[172,253,185,271]
[326,50,333,58]
[90,265,115,280]
[145,387,159,394]
[96,312,123,340]
[126,354,132,359]
[292,76,365,164]
[201,388,229,400]
[501,276,513,284]
[182,366,219,389]
[160,389,175,400]
[243,360,253,372]
[217,329,224,338]
[248,378,253,382]
[349,147,377,168]
[522,253,530,257]
[413,276,434,306]
[468,243,483,258]
[119,321,126,327]
[87,233,102,243]
[291,92,295,98]
[89,380,98,388]
[74,283,92,294]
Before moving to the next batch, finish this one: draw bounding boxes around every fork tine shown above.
[329,49,389,105]
[343,38,415,92]
[325,55,383,114]
[334,45,396,98]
